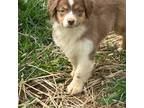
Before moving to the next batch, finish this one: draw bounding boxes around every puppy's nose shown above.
[68,20,75,25]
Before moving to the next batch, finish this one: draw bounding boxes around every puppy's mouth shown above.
[64,23,80,28]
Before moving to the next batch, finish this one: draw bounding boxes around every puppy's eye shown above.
[58,9,65,13]
[77,9,84,16]
[78,9,84,13]
[57,8,68,16]
[57,8,68,13]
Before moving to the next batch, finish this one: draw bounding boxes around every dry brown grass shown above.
[18,34,126,108]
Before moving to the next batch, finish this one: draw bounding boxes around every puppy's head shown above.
[48,0,93,28]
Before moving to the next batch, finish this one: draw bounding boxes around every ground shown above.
[18,0,126,107]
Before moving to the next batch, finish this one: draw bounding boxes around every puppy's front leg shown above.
[70,64,77,77]
[69,58,77,77]
[67,57,95,95]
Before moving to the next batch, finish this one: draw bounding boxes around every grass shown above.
[18,0,126,107]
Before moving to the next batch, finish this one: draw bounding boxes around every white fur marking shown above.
[67,39,95,95]
[68,0,74,7]
[63,11,76,27]
[53,22,87,58]
[53,22,95,95]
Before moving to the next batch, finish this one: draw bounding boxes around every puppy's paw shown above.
[67,79,84,95]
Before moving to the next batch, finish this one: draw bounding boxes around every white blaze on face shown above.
[63,0,76,27]
[68,0,74,7]
[63,11,76,27]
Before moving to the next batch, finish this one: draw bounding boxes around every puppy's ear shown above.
[48,0,59,17]
[83,0,93,18]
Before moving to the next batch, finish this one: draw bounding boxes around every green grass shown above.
[18,0,71,80]
[18,0,126,107]
[100,78,126,105]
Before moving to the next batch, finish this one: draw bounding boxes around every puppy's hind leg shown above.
[118,33,126,51]
[122,34,126,50]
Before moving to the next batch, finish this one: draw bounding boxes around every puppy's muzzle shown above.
[68,19,75,25]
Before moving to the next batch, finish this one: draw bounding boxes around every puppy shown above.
[48,0,126,95]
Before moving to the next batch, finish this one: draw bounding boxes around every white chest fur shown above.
[52,22,93,59]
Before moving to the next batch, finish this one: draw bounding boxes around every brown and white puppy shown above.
[48,0,126,95]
